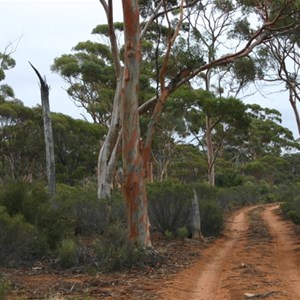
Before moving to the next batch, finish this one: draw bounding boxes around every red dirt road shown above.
[3,204,300,299]
[160,204,300,300]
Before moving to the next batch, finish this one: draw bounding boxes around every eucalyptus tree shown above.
[51,40,116,126]
[176,89,250,185]
[98,0,300,246]
[257,34,300,136]
[0,101,44,180]
[218,104,299,167]
[51,0,300,246]
[0,46,16,103]
[244,104,299,160]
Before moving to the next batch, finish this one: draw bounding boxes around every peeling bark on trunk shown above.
[191,189,204,241]
[29,62,56,196]
[121,0,151,247]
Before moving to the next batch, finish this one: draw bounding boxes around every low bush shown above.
[93,222,145,272]
[200,199,224,236]
[58,239,78,268]
[148,180,193,233]
[0,275,10,299]
[281,195,300,225]
[176,226,189,239]
[0,206,41,265]
[193,184,224,237]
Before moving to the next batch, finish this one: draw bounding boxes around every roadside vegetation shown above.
[1,0,300,281]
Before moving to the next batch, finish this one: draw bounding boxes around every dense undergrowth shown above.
[0,179,298,272]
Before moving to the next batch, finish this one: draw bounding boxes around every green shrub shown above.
[164,229,173,240]
[287,210,300,224]
[192,184,224,236]
[217,184,263,209]
[58,239,78,268]
[0,275,10,299]
[215,170,244,187]
[281,194,300,225]
[147,180,193,233]
[93,222,145,272]
[200,200,224,236]
[176,226,188,239]
[0,206,41,265]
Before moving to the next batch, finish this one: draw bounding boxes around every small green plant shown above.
[287,210,300,224]
[0,276,10,299]
[164,229,173,240]
[58,239,78,268]
[177,227,188,239]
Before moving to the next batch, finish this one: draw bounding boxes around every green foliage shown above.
[217,184,259,209]
[200,200,224,236]
[176,226,188,239]
[0,275,10,299]
[147,180,193,233]
[215,169,244,187]
[58,239,78,268]
[164,229,174,240]
[0,101,43,180]
[168,144,207,183]
[52,113,106,185]
[0,206,41,265]
[193,182,218,202]
[241,155,290,184]
[193,183,224,236]
[0,180,49,223]
[0,50,16,102]
[281,187,300,225]
[93,222,145,272]
[233,57,261,83]
[55,183,110,236]
[287,210,300,224]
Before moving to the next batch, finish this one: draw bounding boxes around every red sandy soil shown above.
[2,204,300,299]
[160,204,300,300]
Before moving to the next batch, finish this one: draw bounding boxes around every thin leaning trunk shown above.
[97,75,122,200]
[97,0,123,201]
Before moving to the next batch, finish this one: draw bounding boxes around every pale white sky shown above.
[1,0,108,120]
[1,0,299,138]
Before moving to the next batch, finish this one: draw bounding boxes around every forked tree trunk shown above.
[97,75,122,201]
[29,62,56,196]
[97,0,123,202]
[121,0,151,247]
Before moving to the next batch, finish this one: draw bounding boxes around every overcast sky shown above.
[1,0,108,121]
[1,0,299,138]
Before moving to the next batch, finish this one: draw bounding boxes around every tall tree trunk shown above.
[97,0,123,202]
[121,0,151,247]
[206,116,215,186]
[29,62,56,196]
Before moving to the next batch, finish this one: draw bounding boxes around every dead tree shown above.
[29,62,56,196]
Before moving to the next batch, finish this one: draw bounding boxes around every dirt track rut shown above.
[161,204,300,300]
